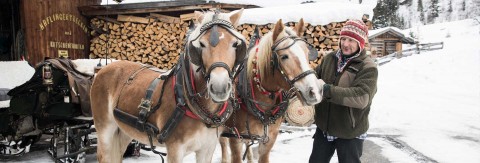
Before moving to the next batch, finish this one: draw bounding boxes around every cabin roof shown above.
[369,27,415,44]
[79,1,259,16]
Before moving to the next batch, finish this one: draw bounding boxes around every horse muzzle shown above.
[207,71,233,103]
[295,77,323,106]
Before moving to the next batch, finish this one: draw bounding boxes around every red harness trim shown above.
[248,39,284,115]
[172,75,200,120]
[217,102,228,116]
[249,79,283,114]
[173,66,229,120]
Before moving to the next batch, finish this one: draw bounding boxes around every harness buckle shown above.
[138,98,152,112]
[212,117,221,123]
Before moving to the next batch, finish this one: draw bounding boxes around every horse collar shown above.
[175,55,234,127]
[236,60,289,125]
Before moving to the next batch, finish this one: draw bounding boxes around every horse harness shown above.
[270,30,317,87]
[221,28,318,144]
[113,12,243,159]
[113,53,235,140]
[187,10,247,81]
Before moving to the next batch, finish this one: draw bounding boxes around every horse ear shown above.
[295,18,305,36]
[272,19,284,42]
[194,11,205,24]
[229,8,244,27]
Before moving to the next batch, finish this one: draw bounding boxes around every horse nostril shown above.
[210,85,215,93]
[227,82,232,91]
[308,87,315,98]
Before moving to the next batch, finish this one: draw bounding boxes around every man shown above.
[309,19,378,163]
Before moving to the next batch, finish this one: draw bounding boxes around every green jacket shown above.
[314,50,378,139]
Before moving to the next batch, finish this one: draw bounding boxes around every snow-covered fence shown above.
[376,41,444,66]
[418,42,444,51]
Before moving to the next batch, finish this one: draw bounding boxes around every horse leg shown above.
[257,129,280,163]
[219,137,231,163]
[195,137,218,163]
[228,138,245,163]
[165,144,186,163]
[245,144,254,163]
[92,87,133,163]
[96,125,133,163]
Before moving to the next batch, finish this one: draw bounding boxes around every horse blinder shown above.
[308,45,318,61]
[188,41,203,66]
[235,40,247,66]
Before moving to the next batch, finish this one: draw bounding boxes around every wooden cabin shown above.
[368,27,415,57]
[0,0,101,65]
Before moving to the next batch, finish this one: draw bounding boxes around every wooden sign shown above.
[58,50,69,58]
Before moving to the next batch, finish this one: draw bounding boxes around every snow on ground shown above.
[369,18,480,162]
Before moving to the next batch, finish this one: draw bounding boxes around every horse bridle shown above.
[270,32,317,88]
[187,11,247,81]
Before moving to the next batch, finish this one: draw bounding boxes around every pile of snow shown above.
[0,61,34,108]
[238,2,372,25]
[72,58,117,75]
[101,0,375,25]
[369,26,407,37]
[0,61,34,89]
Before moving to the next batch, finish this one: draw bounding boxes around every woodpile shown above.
[89,14,188,69]
[89,13,360,69]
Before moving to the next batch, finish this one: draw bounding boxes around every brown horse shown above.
[220,19,323,163]
[90,9,247,163]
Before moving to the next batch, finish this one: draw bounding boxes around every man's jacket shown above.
[315,50,378,139]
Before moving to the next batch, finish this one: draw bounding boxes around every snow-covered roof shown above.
[101,0,375,26]
[238,1,373,25]
[369,27,415,44]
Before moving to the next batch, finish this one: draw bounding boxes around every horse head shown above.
[187,9,247,103]
[250,19,322,106]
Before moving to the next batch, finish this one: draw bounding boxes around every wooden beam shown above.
[117,15,151,24]
[150,13,181,23]
[96,16,122,24]
[79,3,259,16]
[180,13,195,22]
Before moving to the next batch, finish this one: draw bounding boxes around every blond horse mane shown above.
[246,27,297,81]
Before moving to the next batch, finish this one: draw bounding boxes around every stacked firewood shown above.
[89,14,188,70]
[89,14,356,69]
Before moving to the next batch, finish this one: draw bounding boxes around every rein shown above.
[271,34,317,87]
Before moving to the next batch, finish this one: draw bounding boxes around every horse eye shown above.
[199,42,206,48]
[280,55,289,60]
[232,42,238,48]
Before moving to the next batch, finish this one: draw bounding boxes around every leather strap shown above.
[113,108,160,134]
